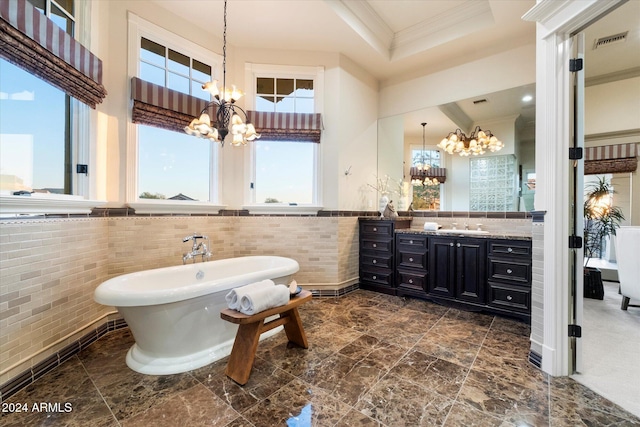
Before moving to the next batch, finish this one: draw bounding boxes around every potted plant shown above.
[583,176,624,299]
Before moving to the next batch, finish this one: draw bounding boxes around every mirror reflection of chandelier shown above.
[438,126,503,156]
[184,0,260,146]
[411,123,440,187]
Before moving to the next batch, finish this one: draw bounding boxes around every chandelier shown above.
[184,0,259,146]
[437,126,503,156]
[411,122,440,187]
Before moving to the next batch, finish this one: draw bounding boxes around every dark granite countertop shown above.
[395,229,532,241]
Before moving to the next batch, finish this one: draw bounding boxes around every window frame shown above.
[126,12,224,214]
[0,0,106,217]
[242,63,324,214]
[409,143,445,210]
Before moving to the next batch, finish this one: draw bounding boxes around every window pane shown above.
[50,2,73,34]
[138,126,211,201]
[53,0,73,16]
[275,96,294,113]
[257,78,274,94]
[167,72,189,93]
[26,0,46,13]
[255,140,313,204]
[141,38,166,67]
[191,81,210,101]
[276,78,294,96]
[295,98,314,114]
[168,49,190,75]
[256,95,275,112]
[296,79,313,97]
[192,59,211,82]
[0,60,68,194]
[140,62,165,86]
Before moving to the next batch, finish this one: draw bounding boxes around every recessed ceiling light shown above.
[522,95,533,102]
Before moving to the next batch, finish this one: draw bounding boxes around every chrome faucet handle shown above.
[476,224,483,231]
[464,223,469,230]
[451,223,457,230]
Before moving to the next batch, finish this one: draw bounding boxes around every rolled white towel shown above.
[225,279,275,310]
[239,284,290,315]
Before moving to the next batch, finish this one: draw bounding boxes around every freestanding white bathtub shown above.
[94,256,299,375]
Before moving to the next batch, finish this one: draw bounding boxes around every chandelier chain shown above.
[222,0,227,93]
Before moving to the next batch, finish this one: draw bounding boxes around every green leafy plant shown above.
[583,176,624,267]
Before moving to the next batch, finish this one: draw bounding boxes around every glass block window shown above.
[469,155,517,211]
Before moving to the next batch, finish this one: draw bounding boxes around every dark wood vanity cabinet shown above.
[428,237,487,305]
[395,234,429,298]
[486,239,532,317]
[359,219,410,295]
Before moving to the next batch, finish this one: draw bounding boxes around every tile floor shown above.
[2,290,640,426]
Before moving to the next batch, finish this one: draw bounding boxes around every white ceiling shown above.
[152,0,639,140]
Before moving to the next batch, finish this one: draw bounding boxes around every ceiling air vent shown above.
[593,31,628,49]
[473,99,488,105]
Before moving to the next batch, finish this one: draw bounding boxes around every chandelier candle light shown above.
[184,0,259,146]
[438,126,503,156]
[411,122,439,187]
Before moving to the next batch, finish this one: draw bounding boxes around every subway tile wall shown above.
[0,218,111,385]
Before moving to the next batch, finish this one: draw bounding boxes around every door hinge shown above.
[569,58,583,72]
[568,324,582,338]
[76,164,88,175]
[569,147,583,160]
[569,235,583,249]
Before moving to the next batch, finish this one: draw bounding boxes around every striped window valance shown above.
[410,167,447,184]
[0,0,107,108]
[584,143,638,175]
[247,111,323,143]
[131,77,213,133]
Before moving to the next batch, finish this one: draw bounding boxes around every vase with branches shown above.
[583,176,624,267]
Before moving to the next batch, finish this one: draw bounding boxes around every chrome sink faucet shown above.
[182,233,212,264]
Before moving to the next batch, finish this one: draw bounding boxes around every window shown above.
[245,65,323,210]
[0,0,74,196]
[128,14,222,210]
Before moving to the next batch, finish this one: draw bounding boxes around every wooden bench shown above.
[220,289,312,385]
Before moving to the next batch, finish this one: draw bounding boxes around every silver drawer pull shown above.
[507,247,513,252]
[408,279,413,284]
[409,257,414,262]
[373,227,377,232]
[372,243,377,248]
[372,259,377,264]
[409,240,414,244]
[507,295,513,301]
[507,269,513,274]
[372,275,377,280]
[457,243,461,247]
[450,242,454,247]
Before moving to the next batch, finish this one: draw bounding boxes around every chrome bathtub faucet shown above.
[182,233,212,264]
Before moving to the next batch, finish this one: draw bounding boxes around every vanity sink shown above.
[437,229,490,235]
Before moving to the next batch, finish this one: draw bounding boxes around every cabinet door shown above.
[455,239,487,304]
[428,238,455,298]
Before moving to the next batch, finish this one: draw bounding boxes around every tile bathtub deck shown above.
[2,290,639,426]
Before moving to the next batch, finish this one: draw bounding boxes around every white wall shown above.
[585,77,640,135]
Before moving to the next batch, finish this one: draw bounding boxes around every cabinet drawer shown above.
[396,234,427,249]
[489,241,531,257]
[396,250,427,269]
[360,270,393,287]
[487,282,530,313]
[361,222,393,237]
[361,238,393,253]
[397,269,427,292]
[361,254,393,269]
[488,258,531,284]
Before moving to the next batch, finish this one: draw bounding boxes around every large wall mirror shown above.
[378,83,536,212]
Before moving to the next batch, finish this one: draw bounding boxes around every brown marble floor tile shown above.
[1,357,117,427]
[332,359,388,406]
[120,383,239,427]
[297,352,359,392]
[472,346,548,390]
[339,334,408,371]
[550,377,640,424]
[429,316,491,345]
[334,408,385,426]
[443,401,513,426]
[481,329,532,358]
[241,378,351,427]
[457,368,549,426]
[415,330,482,368]
[356,372,455,426]
[489,316,531,337]
[257,338,336,378]
[389,350,469,399]
[444,307,495,327]
[191,356,295,413]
